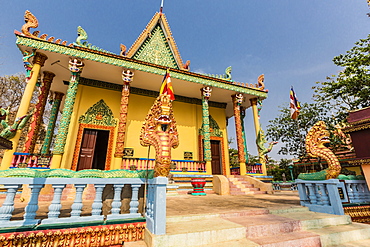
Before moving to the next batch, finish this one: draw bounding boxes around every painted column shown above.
[114,69,134,169]
[0,52,48,170]
[232,94,247,175]
[201,87,212,175]
[41,92,64,155]
[250,98,266,175]
[24,71,55,154]
[51,58,84,169]
[240,107,249,164]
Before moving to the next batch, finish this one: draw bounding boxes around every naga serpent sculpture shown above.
[0,108,33,140]
[140,94,179,177]
[21,10,39,38]
[298,121,341,180]
[256,128,277,162]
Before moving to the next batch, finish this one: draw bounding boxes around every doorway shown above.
[211,140,222,175]
[77,128,109,171]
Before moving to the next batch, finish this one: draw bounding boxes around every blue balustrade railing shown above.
[0,177,168,235]
[296,179,370,215]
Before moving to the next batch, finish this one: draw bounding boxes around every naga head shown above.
[155,94,172,132]
[306,121,330,156]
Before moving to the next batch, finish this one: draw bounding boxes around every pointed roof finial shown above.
[160,0,164,13]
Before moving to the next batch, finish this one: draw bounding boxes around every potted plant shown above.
[182,167,188,172]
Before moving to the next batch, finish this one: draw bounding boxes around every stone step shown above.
[167,209,269,223]
[331,238,370,247]
[229,187,259,191]
[198,238,259,247]
[307,222,370,246]
[248,230,321,247]
[229,183,256,188]
[230,191,255,195]
[275,211,352,230]
[146,217,246,247]
[269,206,309,214]
[224,214,301,238]
[123,240,147,246]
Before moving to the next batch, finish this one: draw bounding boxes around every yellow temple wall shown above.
[61,85,121,170]
[61,86,229,171]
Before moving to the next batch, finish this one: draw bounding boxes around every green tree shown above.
[313,34,370,122]
[266,102,336,159]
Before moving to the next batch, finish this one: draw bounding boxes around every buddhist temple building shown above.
[0,10,269,177]
[343,106,370,188]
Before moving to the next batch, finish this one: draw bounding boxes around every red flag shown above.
[160,69,175,100]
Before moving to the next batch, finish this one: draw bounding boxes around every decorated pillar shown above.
[232,94,247,175]
[41,92,64,155]
[24,71,55,154]
[240,107,249,164]
[0,52,48,170]
[51,58,84,169]
[113,69,134,169]
[201,87,212,174]
[250,98,266,175]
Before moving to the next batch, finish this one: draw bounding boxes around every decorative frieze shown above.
[16,35,268,97]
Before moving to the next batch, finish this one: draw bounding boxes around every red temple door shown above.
[211,140,222,175]
[77,129,98,171]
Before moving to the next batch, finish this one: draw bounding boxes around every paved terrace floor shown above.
[7,191,301,220]
[166,192,301,216]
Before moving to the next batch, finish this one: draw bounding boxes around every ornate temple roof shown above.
[126,12,186,70]
[15,10,268,117]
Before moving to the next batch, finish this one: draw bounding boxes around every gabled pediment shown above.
[127,13,186,70]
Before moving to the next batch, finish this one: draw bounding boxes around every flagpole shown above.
[160,0,164,13]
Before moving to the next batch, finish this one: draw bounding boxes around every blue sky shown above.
[0,1,369,160]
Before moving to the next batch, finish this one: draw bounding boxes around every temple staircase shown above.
[141,207,370,247]
[228,175,267,195]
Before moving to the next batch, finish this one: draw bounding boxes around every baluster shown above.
[111,184,124,216]
[318,184,330,206]
[306,184,317,205]
[353,183,360,203]
[346,183,354,203]
[91,184,105,218]
[358,183,365,203]
[315,184,323,205]
[71,184,86,218]
[16,155,23,168]
[24,184,44,225]
[11,155,17,167]
[364,183,370,202]
[146,184,153,219]
[47,184,65,218]
[129,185,141,217]
[27,155,33,167]
[0,185,20,223]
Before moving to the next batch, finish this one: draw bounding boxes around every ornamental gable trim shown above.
[79,99,117,127]
[126,12,184,70]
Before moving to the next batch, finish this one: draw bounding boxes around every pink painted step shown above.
[223,213,321,246]
[250,231,321,247]
[228,176,267,195]
[224,214,302,237]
